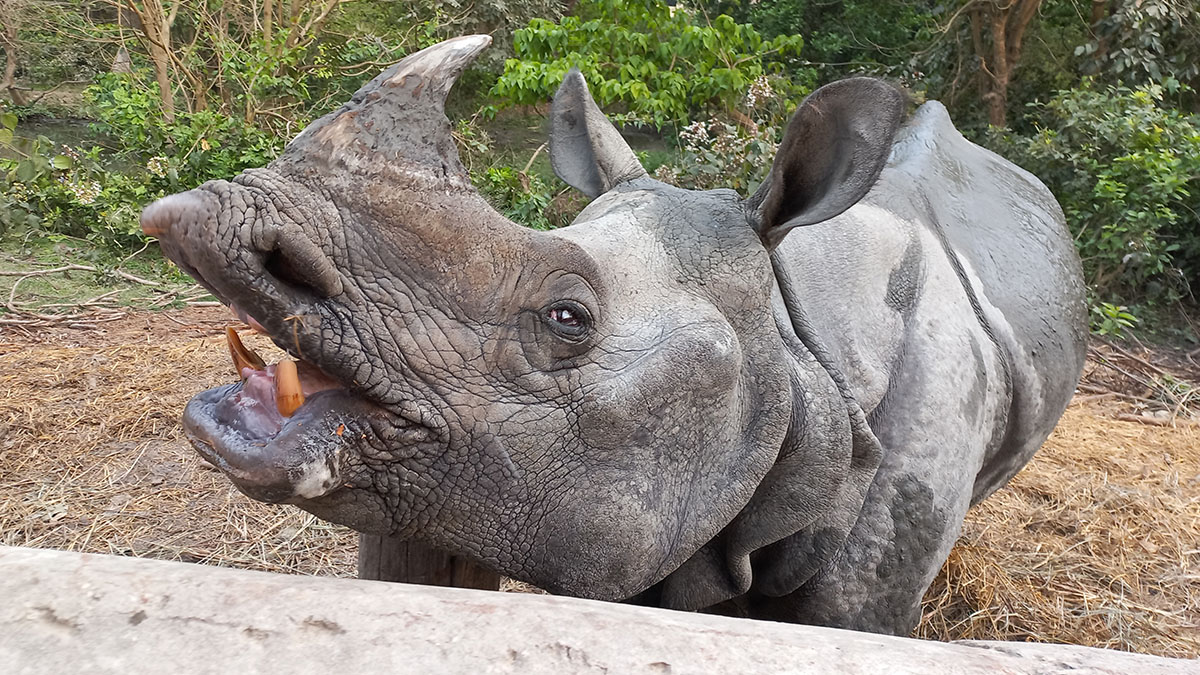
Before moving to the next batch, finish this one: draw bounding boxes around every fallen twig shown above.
[1095,337,1168,378]
[1115,413,1174,427]
[1076,383,1159,406]
[112,270,162,287]
[0,264,97,277]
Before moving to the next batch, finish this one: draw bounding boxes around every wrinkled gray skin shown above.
[141,36,1086,635]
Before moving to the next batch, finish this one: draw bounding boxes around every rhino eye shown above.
[545,300,591,339]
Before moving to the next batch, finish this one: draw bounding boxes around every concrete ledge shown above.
[0,546,1194,674]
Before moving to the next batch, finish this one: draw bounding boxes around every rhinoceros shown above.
[140,35,1086,635]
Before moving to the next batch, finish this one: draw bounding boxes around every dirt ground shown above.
[0,307,1196,658]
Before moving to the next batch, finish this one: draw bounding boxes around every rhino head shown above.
[142,36,905,603]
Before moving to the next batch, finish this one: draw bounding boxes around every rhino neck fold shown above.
[768,250,882,476]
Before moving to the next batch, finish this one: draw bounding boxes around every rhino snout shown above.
[141,190,213,238]
[140,185,345,321]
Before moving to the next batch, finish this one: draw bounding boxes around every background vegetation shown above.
[1,0,1198,342]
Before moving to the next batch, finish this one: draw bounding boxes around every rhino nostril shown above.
[265,248,315,294]
[261,238,343,299]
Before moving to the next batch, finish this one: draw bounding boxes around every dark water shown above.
[3,118,129,168]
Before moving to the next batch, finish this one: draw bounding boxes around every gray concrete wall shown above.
[0,545,1194,674]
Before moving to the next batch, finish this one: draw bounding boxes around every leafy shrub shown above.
[473,166,561,230]
[0,72,287,250]
[86,73,283,188]
[693,0,930,81]
[0,125,145,249]
[491,0,806,128]
[653,111,778,195]
[1078,0,1200,109]
[986,81,1200,303]
[1090,302,1140,338]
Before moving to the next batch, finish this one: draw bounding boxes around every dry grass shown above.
[1,307,1196,658]
[0,309,357,577]
[917,403,1200,657]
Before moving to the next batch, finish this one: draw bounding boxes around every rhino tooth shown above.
[226,326,266,377]
[275,360,304,417]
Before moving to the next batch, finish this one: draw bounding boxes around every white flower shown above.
[653,164,679,184]
[66,180,101,205]
[744,76,774,109]
[146,156,169,178]
[678,120,712,150]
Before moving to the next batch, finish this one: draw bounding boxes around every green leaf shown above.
[52,155,74,170]
[0,113,15,131]
[0,128,11,145]
[15,160,36,182]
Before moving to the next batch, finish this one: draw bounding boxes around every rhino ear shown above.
[550,69,648,198]
[748,78,906,249]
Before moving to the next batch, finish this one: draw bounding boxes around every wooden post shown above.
[357,534,501,590]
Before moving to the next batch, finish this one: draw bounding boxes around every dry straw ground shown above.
[1,308,1196,658]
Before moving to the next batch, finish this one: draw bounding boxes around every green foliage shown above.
[0,71,286,250]
[1079,0,1200,107]
[86,73,283,187]
[1090,302,1139,338]
[492,0,805,128]
[473,165,560,230]
[693,0,929,82]
[986,81,1200,304]
[0,119,142,248]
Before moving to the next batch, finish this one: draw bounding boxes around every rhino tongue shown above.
[223,326,343,424]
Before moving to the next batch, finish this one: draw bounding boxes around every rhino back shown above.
[884,101,1085,500]
[775,100,1084,505]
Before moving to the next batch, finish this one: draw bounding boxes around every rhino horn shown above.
[275,34,493,184]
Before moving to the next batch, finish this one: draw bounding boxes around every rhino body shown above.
[141,36,1086,634]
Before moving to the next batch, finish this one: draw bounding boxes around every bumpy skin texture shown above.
[141,36,1087,635]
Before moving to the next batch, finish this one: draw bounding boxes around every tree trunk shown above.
[216,9,231,110]
[0,0,27,106]
[967,0,1042,128]
[357,534,502,590]
[129,0,175,123]
[263,0,274,42]
[987,6,1010,127]
[1088,0,1111,63]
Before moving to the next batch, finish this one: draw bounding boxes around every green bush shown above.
[86,73,283,188]
[0,129,143,249]
[1090,301,1140,338]
[473,166,560,230]
[491,0,806,128]
[0,107,178,250]
[986,81,1200,304]
[0,72,287,250]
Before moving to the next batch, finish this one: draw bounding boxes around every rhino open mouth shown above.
[183,310,363,504]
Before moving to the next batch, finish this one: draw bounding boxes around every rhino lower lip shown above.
[183,385,348,503]
[183,360,359,503]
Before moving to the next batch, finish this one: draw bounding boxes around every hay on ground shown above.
[916,403,1200,658]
